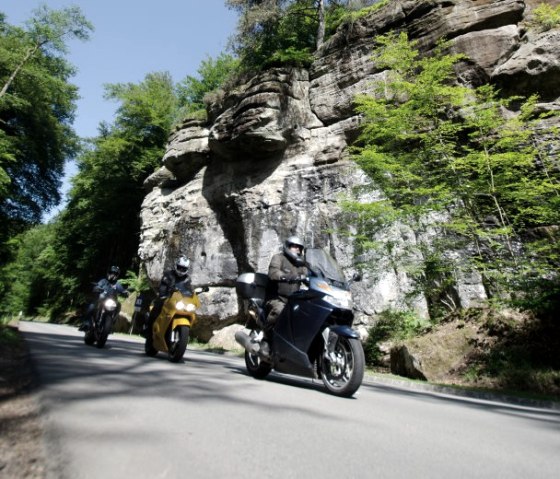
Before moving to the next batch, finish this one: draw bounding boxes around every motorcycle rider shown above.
[265,236,308,332]
[79,266,128,331]
[142,256,192,337]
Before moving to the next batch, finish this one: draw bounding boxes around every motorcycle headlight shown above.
[176,301,196,313]
[322,288,353,310]
[104,298,118,311]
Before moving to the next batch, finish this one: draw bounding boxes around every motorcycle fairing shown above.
[278,292,332,351]
[272,333,316,378]
[172,315,193,328]
[153,290,198,352]
[272,290,335,377]
[329,324,360,339]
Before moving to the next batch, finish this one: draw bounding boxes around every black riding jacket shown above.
[158,270,192,299]
[268,252,308,300]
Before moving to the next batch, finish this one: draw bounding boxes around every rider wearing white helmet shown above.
[142,255,192,337]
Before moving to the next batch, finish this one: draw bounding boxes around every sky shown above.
[1,0,238,218]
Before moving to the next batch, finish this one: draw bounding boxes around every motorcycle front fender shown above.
[171,314,194,329]
[329,324,360,339]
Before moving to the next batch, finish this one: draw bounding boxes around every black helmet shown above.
[283,236,305,266]
[107,266,120,283]
[175,256,190,278]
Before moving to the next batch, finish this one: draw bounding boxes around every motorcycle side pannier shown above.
[235,273,269,302]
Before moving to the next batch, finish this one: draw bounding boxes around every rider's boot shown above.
[140,318,153,338]
[78,317,91,332]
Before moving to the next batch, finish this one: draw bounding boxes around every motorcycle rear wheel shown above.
[168,325,189,362]
[244,351,272,379]
[319,336,364,397]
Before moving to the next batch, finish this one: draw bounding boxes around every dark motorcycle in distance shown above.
[84,283,127,348]
[235,248,365,397]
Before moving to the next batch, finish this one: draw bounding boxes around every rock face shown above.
[139,0,560,343]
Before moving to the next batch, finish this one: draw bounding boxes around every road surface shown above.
[20,321,560,479]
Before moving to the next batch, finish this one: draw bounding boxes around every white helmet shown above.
[175,256,190,277]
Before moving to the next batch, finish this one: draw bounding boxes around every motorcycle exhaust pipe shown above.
[235,330,260,354]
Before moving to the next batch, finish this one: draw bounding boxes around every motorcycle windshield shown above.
[305,248,348,287]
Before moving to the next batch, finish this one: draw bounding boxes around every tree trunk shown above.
[0,44,40,100]
[316,0,325,49]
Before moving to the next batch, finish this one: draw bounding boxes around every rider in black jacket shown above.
[265,236,308,329]
[79,266,128,331]
[141,256,192,337]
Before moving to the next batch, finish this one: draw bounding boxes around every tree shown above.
[1,47,242,318]
[0,6,93,262]
[0,5,93,98]
[225,0,358,70]
[175,52,240,119]
[349,32,560,315]
[46,72,179,312]
[0,223,73,316]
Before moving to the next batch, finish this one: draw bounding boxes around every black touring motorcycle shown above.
[235,248,365,397]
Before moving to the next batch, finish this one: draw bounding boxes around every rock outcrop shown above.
[139,0,560,343]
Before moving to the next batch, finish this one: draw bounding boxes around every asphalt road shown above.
[20,321,560,479]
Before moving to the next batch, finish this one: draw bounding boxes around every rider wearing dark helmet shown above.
[142,256,192,338]
[265,236,308,330]
[79,266,128,331]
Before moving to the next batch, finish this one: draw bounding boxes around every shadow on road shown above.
[21,324,560,429]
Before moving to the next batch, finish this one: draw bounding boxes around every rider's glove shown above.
[284,274,307,283]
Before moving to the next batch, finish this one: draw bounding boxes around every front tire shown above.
[245,350,272,379]
[96,315,112,349]
[319,336,364,397]
[168,325,189,362]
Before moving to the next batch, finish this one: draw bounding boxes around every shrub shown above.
[363,309,428,366]
[527,3,560,31]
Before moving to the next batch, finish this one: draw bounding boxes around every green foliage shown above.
[363,309,428,366]
[47,72,178,304]
[527,3,560,31]
[0,323,19,346]
[0,45,238,317]
[268,46,314,66]
[0,223,76,316]
[226,0,355,71]
[119,268,150,293]
[349,31,560,314]
[22,4,93,54]
[176,53,240,120]
[0,6,92,262]
[334,0,389,26]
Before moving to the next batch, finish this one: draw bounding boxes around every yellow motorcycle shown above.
[144,284,209,362]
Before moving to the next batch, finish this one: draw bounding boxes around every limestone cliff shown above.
[138,0,560,341]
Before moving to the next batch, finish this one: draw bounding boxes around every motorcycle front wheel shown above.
[96,315,112,349]
[319,336,364,397]
[167,325,189,362]
[245,350,272,379]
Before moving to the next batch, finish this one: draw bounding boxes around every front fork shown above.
[322,327,339,363]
